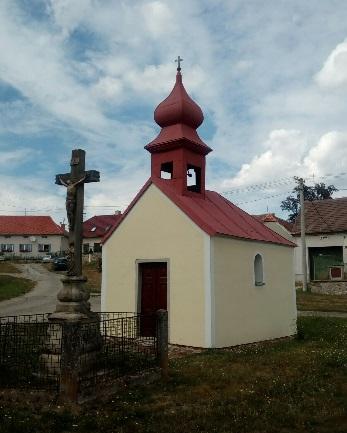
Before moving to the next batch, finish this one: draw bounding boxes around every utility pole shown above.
[298,178,308,292]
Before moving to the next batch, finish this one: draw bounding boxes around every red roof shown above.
[145,71,212,155]
[253,214,294,232]
[83,214,122,239]
[0,216,64,235]
[104,179,294,247]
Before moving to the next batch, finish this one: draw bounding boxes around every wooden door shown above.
[140,262,167,336]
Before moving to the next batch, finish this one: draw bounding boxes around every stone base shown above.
[49,274,95,321]
[310,281,347,295]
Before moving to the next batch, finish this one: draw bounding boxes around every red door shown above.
[140,262,167,336]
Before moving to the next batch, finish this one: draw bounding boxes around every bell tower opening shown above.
[187,164,201,193]
[160,162,173,180]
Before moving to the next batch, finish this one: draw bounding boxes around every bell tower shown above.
[145,58,212,197]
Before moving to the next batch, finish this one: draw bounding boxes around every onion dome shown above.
[145,65,212,155]
[154,71,204,129]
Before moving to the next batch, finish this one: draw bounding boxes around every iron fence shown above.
[0,312,163,397]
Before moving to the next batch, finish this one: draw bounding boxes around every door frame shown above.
[135,259,170,339]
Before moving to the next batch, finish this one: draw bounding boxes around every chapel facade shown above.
[102,65,296,348]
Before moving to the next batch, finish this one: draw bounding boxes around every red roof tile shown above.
[83,214,122,239]
[253,214,294,231]
[104,179,294,247]
[0,216,64,235]
[292,197,347,235]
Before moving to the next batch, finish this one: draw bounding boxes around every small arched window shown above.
[254,254,264,286]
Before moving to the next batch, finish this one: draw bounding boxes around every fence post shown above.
[156,309,168,380]
[60,322,80,402]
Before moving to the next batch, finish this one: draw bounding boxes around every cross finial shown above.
[175,55,183,72]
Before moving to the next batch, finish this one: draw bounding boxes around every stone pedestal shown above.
[49,276,95,321]
[42,275,101,401]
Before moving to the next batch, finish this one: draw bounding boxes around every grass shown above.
[0,317,346,433]
[83,261,101,293]
[0,275,35,302]
[297,290,347,313]
[0,262,21,274]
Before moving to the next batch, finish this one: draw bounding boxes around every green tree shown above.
[281,177,338,222]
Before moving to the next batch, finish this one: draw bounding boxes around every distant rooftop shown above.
[0,216,64,235]
[292,197,347,235]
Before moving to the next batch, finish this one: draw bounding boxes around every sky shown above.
[1,0,347,224]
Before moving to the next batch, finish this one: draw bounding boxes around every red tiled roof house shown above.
[82,213,122,255]
[0,216,68,258]
[102,68,297,348]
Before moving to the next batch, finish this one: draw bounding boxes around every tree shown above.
[281,177,338,222]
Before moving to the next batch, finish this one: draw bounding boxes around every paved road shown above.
[0,263,100,317]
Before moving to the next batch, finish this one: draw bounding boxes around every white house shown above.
[102,68,297,348]
[292,198,347,282]
[0,216,67,258]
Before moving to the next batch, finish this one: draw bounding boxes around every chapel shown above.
[102,64,297,348]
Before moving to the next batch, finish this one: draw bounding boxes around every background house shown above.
[102,69,297,348]
[0,215,67,258]
[292,198,347,282]
[253,213,294,242]
[83,212,122,255]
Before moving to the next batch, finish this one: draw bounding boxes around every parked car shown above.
[0,255,5,261]
[42,254,54,263]
[53,257,68,271]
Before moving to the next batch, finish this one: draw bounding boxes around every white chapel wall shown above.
[102,184,209,347]
[212,236,296,347]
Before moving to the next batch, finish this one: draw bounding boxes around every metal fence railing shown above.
[0,311,168,400]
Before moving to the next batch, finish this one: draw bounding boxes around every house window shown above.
[160,161,173,180]
[94,243,102,253]
[38,244,51,253]
[1,244,14,253]
[254,254,264,286]
[83,243,90,254]
[42,235,48,239]
[187,164,201,193]
[19,244,32,253]
[4,235,11,239]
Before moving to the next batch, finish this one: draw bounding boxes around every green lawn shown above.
[297,290,347,313]
[0,317,346,433]
[0,275,35,302]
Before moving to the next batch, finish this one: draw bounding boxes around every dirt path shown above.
[0,263,100,316]
[298,310,347,318]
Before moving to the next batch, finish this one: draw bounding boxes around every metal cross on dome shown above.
[175,56,183,71]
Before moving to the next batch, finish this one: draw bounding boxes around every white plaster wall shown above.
[0,234,67,258]
[294,233,347,281]
[102,184,210,347]
[212,237,296,347]
[263,221,295,242]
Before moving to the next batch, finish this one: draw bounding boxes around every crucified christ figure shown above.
[59,175,86,231]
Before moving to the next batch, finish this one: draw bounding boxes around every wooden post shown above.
[156,309,169,380]
[299,178,308,292]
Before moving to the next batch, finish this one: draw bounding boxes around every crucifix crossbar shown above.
[56,149,100,277]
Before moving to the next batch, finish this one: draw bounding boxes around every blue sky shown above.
[1,0,347,224]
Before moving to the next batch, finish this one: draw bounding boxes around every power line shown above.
[221,171,347,196]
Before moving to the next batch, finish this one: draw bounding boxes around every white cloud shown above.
[222,130,307,188]
[0,148,33,166]
[315,39,347,88]
[304,131,347,175]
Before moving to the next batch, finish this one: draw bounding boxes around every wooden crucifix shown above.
[56,149,100,277]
